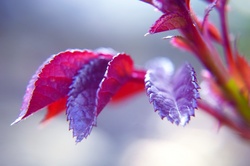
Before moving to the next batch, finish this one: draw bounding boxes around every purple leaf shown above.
[66,54,135,142]
[67,58,109,143]
[145,58,199,126]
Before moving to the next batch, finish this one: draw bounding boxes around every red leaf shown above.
[149,13,188,34]
[169,36,194,53]
[41,97,67,123]
[140,0,190,14]
[112,70,146,102]
[205,21,222,43]
[96,53,134,115]
[12,49,112,124]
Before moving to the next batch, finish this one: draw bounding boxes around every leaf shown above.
[145,58,199,125]
[148,13,188,34]
[140,0,190,13]
[67,58,110,142]
[96,54,134,115]
[141,0,190,35]
[12,49,111,125]
[111,69,146,102]
[191,15,221,43]
[169,35,194,53]
[41,97,67,123]
[67,54,136,142]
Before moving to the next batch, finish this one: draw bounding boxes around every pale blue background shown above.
[1,0,250,166]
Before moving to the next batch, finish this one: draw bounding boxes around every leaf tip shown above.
[11,109,28,125]
[11,118,21,126]
[179,115,190,126]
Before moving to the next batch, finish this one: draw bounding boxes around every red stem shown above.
[218,0,234,68]
[181,20,229,85]
[198,100,250,139]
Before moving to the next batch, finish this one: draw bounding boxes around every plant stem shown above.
[218,0,234,68]
[198,100,250,139]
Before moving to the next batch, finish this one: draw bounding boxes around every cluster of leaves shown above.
[142,0,250,139]
[12,49,198,142]
[141,0,250,138]
[13,0,250,142]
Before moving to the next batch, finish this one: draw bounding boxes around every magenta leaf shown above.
[145,58,199,125]
[12,50,100,124]
[97,53,133,115]
[111,70,146,102]
[67,58,110,142]
[41,97,67,123]
[148,13,188,34]
[140,0,190,14]
[169,35,194,53]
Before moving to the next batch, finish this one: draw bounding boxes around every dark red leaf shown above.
[96,54,134,115]
[41,97,67,123]
[112,81,145,102]
[148,13,188,34]
[12,49,112,124]
[169,36,194,53]
[140,0,190,14]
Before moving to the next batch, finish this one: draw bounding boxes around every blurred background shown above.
[1,0,250,165]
